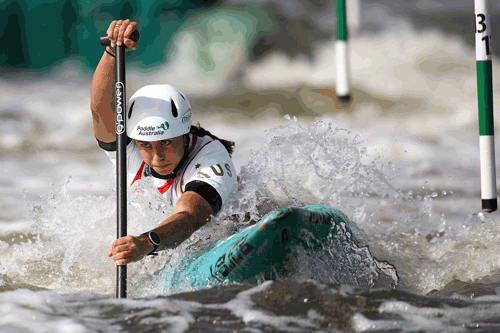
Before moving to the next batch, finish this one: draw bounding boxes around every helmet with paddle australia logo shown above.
[126,84,192,141]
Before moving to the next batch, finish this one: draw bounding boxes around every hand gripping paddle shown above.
[100,29,140,299]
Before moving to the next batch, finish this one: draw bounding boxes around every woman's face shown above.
[135,136,186,175]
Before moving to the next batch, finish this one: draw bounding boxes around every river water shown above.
[2,1,500,332]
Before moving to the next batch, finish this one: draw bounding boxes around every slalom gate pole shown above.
[336,0,351,106]
[100,30,140,298]
[474,0,497,213]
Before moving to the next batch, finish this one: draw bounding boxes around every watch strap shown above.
[140,231,160,255]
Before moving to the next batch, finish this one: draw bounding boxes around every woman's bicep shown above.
[173,191,214,229]
[92,109,117,142]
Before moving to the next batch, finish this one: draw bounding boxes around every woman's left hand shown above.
[108,235,154,265]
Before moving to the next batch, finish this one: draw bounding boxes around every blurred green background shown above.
[0,0,334,74]
[2,0,497,75]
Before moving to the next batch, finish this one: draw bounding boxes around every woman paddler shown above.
[90,19,238,266]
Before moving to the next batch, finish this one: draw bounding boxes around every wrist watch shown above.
[140,231,161,255]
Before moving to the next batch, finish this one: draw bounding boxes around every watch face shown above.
[149,232,161,245]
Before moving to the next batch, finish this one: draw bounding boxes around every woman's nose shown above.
[152,148,165,162]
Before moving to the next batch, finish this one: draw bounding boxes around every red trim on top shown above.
[131,161,146,186]
[157,178,175,194]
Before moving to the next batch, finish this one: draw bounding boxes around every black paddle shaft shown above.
[100,30,140,299]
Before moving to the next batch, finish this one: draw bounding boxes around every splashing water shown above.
[292,225,399,289]
[216,117,400,288]
[218,117,400,224]
[7,117,408,296]
[1,177,180,295]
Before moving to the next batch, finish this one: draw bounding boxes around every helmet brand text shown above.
[137,125,164,136]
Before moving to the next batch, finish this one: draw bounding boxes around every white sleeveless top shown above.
[103,134,237,208]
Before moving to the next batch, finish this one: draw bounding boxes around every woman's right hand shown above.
[106,19,139,52]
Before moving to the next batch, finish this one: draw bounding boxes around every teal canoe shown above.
[158,205,354,293]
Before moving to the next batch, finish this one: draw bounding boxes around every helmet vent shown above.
[180,93,187,101]
[171,100,178,118]
[128,101,135,119]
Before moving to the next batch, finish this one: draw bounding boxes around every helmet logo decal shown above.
[157,121,169,131]
[182,111,192,123]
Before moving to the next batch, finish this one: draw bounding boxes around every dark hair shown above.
[188,124,235,156]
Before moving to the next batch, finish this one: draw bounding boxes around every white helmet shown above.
[126,84,192,141]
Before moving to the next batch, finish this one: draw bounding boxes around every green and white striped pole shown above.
[475,0,497,212]
[336,0,351,105]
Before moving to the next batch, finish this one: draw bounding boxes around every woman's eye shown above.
[161,140,171,146]
[141,143,151,148]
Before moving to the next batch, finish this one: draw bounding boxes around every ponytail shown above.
[189,124,235,156]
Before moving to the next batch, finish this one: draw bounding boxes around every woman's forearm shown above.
[153,210,207,250]
[90,48,117,141]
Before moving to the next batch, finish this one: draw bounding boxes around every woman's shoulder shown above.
[181,135,234,176]
[190,134,229,157]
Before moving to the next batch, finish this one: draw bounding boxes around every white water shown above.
[2,6,500,331]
